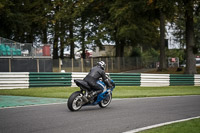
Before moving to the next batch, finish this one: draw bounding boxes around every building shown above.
[92,45,115,57]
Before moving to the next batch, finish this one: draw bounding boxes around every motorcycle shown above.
[67,75,115,111]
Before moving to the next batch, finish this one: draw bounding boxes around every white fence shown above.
[0,72,199,89]
[141,74,170,87]
[0,72,29,89]
[194,75,200,86]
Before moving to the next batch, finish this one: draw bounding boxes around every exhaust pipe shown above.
[82,95,89,103]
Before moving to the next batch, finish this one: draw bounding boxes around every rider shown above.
[84,61,111,96]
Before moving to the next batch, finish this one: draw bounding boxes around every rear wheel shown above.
[99,93,112,108]
[67,91,83,111]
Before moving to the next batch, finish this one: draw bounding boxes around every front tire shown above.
[68,91,83,111]
[99,93,112,108]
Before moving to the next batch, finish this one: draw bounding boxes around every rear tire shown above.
[99,93,112,108]
[67,91,83,111]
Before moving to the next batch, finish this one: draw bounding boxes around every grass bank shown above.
[0,86,200,99]
[112,86,200,98]
[140,118,200,133]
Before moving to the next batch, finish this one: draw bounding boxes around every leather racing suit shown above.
[84,65,110,93]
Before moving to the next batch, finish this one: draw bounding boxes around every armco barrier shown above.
[170,74,194,86]
[141,74,170,86]
[194,74,200,86]
[0,72,200,89]
[71,73,141,86]
[29,72,71,87]
[0,72,29,89]
[109,73,141,86]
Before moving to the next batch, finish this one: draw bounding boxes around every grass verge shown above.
[139,118,200,133]
[112,86,200,98]
[0,86,200,99]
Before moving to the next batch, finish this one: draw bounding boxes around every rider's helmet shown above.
[97,61,106,70]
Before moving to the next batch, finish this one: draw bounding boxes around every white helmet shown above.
[97,61,106,70]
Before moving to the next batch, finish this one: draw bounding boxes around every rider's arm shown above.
[101,70,107,81]
[101,71,112,88]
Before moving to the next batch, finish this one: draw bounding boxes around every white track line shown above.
[123,116,200,133]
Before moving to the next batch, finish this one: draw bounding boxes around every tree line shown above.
[0,0,200,74]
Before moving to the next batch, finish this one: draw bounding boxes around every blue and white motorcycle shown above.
[67,75,115,111]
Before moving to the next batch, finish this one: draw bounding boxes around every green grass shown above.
[139,118,200,133]
[112,86,200,98]
[0,86,200,99]
[0,87,79,99]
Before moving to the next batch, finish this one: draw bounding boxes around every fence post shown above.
[118,57,120,72]
[136,57,139,69]
[72,58,74,72]
[81,58,83,72]
[91,57,93,68]
[37,59,39,72]
[106,57,108,72]
[112,57,114,72]
[123,57,125,71]
[59,58,62,72]
[9,59,11,72]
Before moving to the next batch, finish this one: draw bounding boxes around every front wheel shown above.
[99,93,112,108]
[67,91,83,111]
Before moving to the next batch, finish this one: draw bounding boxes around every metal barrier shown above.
[0,72,29,89]
[194,75,200,86]
[70,73,141,87]
[53,57,157,73]
[170,74,194,86]
[29,72,71,87]
[0,72,200,89]
[109,73,141,86]
[141,74,170,86]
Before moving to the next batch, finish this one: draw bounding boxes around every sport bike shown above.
[67,75,115,111]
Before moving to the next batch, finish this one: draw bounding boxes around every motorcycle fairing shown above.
[96,80,107,92]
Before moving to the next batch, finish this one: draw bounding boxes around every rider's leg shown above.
[92,84,103,96]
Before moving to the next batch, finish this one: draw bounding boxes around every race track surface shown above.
[1,95,200,133]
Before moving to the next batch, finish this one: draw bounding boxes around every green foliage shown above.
[0,0,199,64]
[130,47,142,57]
[172,2,200,52]
[141,48,159,66]
[166,49,185,63]
[109,0,160,45]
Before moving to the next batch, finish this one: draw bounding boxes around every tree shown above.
[158,9,167,71]
[0,0,52,44]
[184,0,197,74]
[148,0,176,71]
[52,1,60,59]
[174,0,200,74]
[109,0,160,57]
[0,0,13,38]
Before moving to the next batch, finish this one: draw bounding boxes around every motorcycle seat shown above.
[74,79,92,91]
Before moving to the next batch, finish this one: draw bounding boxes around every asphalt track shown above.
[0,95,200,133]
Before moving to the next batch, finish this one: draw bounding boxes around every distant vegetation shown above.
[0,0,200,73]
